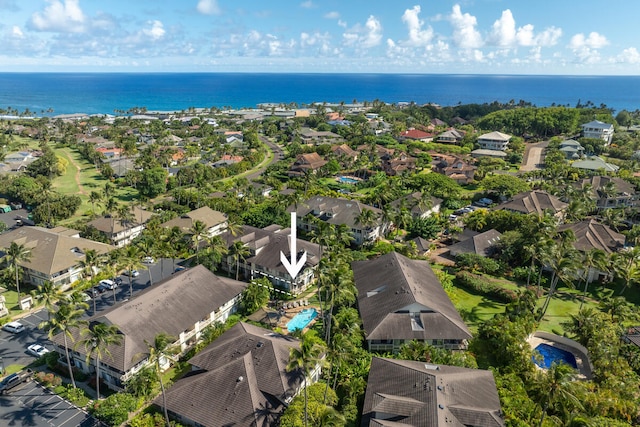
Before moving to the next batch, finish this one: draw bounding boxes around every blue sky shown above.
[1,0,639,74]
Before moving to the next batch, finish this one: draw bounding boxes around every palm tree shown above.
[39,302,87,388]
[230,241,250,281]
[163,226,184,271]
[122,246,144,298]
[4,241,32,301]
[537,233,579,322]
[143,333,179,427]
[612,249,640,295]
[204,235,227,272]
[88,191,102,217]
[78,323,123,400]
[286,330,326,427]
[79,248,100,282]
[33,281,62,320]
[578,249,607,310]
[189,219,208,263]
[533,363,584,427]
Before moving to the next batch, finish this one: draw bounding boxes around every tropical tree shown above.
[354,208,378,231]
[78,323,123,399]
[143,333,179,427]
[286,330,327,427]
[4,241,32,301]
[122,246,144,298]
[578,249,608,310]
[88,190,102,217]
[189,219,208,263]
[241,278,271,314]
[32,281,62,320]
[537,232,579,321]
[39,302,87,388]
[530,363,585,427]
[230,240,250,281]
[203,234,227,272]
[79,248,101,282]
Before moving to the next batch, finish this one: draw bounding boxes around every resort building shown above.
[361,357,504,427]
[87,206,154,247]
[160,206,228,237]
[352,252,472,353]
[436,129,464,144]
[559,139,585,159]
[0,226,114,289]
[389,192,442,219]
[448,229,502,258]
[155,322,320,427]
[289,196,388,246]
[581,120,614,145]
[219,224,321,295]
[288,152,327,177]
[50,265,247,391]
[497,190,568,218]
[575,176,637,209]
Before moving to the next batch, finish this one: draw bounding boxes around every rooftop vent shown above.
[257,341,264,348]
[424,364,440,371]
[237,376,244,383]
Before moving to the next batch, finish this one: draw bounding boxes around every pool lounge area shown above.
[337,175,361,184]
[286,308,318,332]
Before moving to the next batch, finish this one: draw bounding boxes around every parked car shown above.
[2,321,25,334]
[448,214,458,221]
[27,344,50,358]
[124,270,140,277]
[174,266,187,273]
[98,279,117,291]
[86,287,100,298]
[142,256,155,264]
[0,369,32,394]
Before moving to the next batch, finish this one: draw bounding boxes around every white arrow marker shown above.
[281,212,307,280]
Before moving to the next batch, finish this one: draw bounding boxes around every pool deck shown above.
[528,334,592,380]
[276,302,320,335]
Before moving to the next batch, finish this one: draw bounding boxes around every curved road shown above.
[520,140,549,172]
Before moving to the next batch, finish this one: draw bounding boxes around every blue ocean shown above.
[0,73,638,116]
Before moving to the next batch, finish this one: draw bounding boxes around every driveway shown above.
[0,380,102,426]
[520,140,549,172]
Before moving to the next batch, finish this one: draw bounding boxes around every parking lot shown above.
[0,380,103,426]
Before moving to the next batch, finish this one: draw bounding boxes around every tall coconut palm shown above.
[33,281,62,320]
[78,323,123,400]
[578,249,608,310]
[533,363,584,427]
[39,302,87,388]
[189,220,208,264]
[143,333,179,427]
[122,246,144,298]
[230,241,250,281]
[204,235,227,272]
[79,248,100,282]
[537,233,579,322]
[88,191,102,218]
[286,330,326,427]
[4,241,32,301]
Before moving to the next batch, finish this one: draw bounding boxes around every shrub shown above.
[455,253,502,275]
[91,393,139,426]
[454,271,518,303]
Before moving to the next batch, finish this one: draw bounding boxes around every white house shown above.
[582,120,614,145]
[477,131,512,151]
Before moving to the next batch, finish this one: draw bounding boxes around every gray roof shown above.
[157,322,304,427]
[289,196,383,229]
[51,265,247,373]
[361,357,504,427]
[559,139,583,149]
[0,226,114,276]
[477,131,511,141]
[498,190,567,215]
[87,206,154,234]
[448,229,502,258]
[582,120,613,130]
[577,175,635,198]
[352,252,471,342]
[471,149,508,157]
[557,219,624,253]
[571,157,619,172]
[221,225,321,275]
[390,192,443,217]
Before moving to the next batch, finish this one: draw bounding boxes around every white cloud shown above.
[300,1,314,9]
[401,5,434,47]
[12,26,24,38]
[569,32,609,49]
[489,10,516,47]
[197,0,221,16]
[343,15,382,49]
[517,25,562,47]
[30,0,86,33]
[448,4,482,49]
[143,20,165,41]
[324,11,340,20]
[615,47,640,64]
[337,20,347,28]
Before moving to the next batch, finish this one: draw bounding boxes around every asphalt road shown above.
[520,140,549,172]
[0,380,102,427]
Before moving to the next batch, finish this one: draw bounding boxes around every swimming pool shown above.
[338,176,359,184]
[287,308,318,332]
[533,343,578,369]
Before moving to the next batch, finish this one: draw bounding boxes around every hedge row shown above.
[454,271,518,303]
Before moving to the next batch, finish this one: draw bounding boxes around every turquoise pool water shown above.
[287,308,318,332]
[533,343,578,369]
[338,176,359,184]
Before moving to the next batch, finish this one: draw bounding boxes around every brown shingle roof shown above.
[290,196,383,229]
[352,252,471,342]
[499,190,567,215]
[51,265,247,373]
[557,219,625,253]
[361,357,504,427]
[157,322,304,427]
[160,206,227,233]
[87,206,154,234]
[0,226,114,276]
[448,229,502,257]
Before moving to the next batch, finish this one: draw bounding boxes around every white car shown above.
[98,279,117,290]
[142,256,155,264]
[3,321,25,334]
[27,344,50,358]
[125,269,140,277]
